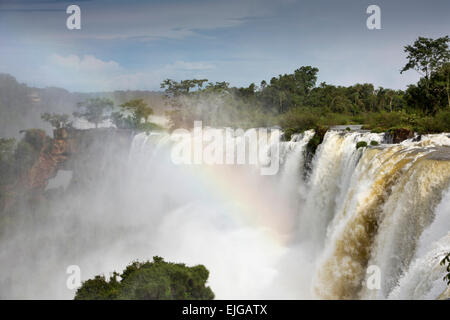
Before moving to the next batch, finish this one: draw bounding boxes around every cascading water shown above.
[118,129,450,300]
[388,186,450,299]
[0,127,449,300]
[310,133,450,299]
[298,131,384,249]
[279,130,315,214]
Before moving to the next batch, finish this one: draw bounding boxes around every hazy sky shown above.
[0,0,449,92]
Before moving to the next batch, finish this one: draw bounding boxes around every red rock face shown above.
[0,127,133,212]
[26,129,71,190]
[0,128,72,212]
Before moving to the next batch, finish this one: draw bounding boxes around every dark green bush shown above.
[75,256,215,300]
[356,141,368,149]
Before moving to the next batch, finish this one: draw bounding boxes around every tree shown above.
[258,66,319,113]
[160,79,208,98]
[74,98,114,128]
[74,275,121,300]
[74,256,215,300]
[293,66,319,96]
[40,113,72,129]
[431,62,450,109]
[401,36,449,82]
[111,99,157,130]
[401,36,449,113]
[405,62,450,114]
[120,99,153,125]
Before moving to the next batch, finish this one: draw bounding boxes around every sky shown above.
[0,0,449,92]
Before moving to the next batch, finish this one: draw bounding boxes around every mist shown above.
[0,73,165,138]
[0,127,318,299]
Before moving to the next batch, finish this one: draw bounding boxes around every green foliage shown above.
[359,111,409,131]
[405,64,450,114]
[305,128,325,155]
[356,141,368,149]
[370,140,379,146]
[259,66,319,113]
[279,107,320,136]
[402,36,449,114]
[161,78,276,131]
[74,275,121,300]
[41,113,72,130]
[160,79,209,98]
[74,98,114,128]
[111,111,135,129]
[120,99,153,124]
[413,109,450,133]
[441,253,450,285]
[155,36,448,136]
[111,99,161,131]
[74,256,215,300]
[401,36,449,80]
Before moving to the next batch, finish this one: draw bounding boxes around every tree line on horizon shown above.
[2,36,448,139]
[159,35,449,135]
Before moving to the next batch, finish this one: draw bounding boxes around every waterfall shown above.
[1,127,449,300]
[310,133,450,299]
[298,131,384,248]
[125,129,450,300]
[279,130,315,213]
[388,187,450,299]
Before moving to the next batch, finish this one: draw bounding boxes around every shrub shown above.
[75,256,215,300]
[356,141,368,149]
[279,107,320,133]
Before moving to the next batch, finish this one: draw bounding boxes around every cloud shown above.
[39,54,216,91]
[51,54,121,73]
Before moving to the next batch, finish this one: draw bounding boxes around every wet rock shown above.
[386,128,415,144]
